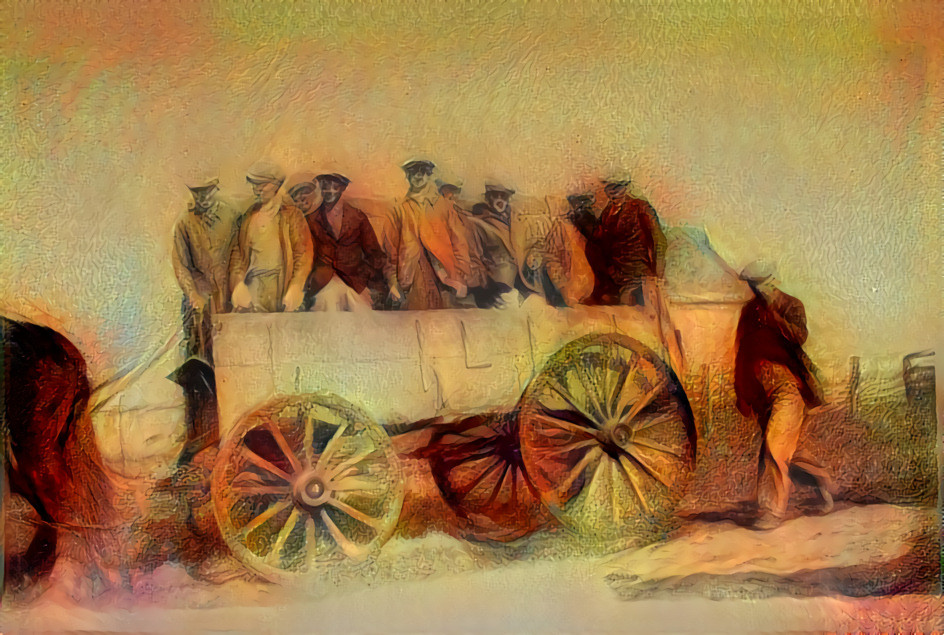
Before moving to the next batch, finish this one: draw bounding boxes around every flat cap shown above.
[246,160,286,185]
[739,260,777,284]
[484,179,515,195]
[435,174,463,190]
[401,158,436,173]
[285,172,318,196]
[315,173,351,187]
[601,172,632,186]
[186,176,219,191]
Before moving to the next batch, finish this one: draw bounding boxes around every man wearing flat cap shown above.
[585,175,667,306]
[392,158,458,310]
[734,261,835,529]
[285,172,319,217]
[172,175,239,360]
[229,160,313,313]
[396,168,475,310]
[304,172,388,311]
[462,180,522,308]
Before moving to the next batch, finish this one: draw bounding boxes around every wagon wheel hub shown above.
[610,423,633,447]
[294,471,330,507]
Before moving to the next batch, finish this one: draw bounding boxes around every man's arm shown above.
[171,222,204,309]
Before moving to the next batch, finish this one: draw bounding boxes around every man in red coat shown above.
[305,173,388,310]
[734,261,835,529]
[586,176,667,306]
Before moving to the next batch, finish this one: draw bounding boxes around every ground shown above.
[2,502,940,633]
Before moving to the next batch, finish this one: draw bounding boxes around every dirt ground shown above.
[2,502,940,633]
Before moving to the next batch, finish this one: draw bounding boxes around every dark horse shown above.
[3,317,118,593]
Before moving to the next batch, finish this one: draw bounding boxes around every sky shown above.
[1,0,941,381]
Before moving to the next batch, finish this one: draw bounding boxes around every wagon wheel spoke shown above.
[612,359,641,423]
[316,421,350,471]
[454,458,504,499]
[633,412,677,434]
[582,456,608,505]
[326,498,385,532]
[609,460,623,522]
[262,417,303,475]
[265,508,301,565]
[622,376,667,424]
[556,438,600,454]
[240,447,292,483]
[231,484,292,497]
[303,415,315,469]
[330,475,386,493]
[326,447,378,482]
[557,446,602,495]
[545,377,600,428]
[632,437,682,458]
[321,509,367,559]
[530,411,601,442]
[305,516,318,567]
[625,447,672,489]
[617,454,652,515]
[484,462,512,507]
[238,499,292,541]
[573,363,608,425]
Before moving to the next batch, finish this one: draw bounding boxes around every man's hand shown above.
[282,286,305,312]
[388,284,403,306]
[232,282,252,311]
[190,295,207,313]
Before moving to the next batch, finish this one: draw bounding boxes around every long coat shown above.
[229,201,313,307]
[306,200,387,297]
[587,196,666,304]
[172,198,239,314]
[734,289,825,423]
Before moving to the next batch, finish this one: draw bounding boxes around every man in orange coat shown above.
[229,160,313,313]
[734,261,835,529]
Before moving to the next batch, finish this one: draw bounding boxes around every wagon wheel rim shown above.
[212,395,403,581]
[426,413,552,542]
[519,333,694,546]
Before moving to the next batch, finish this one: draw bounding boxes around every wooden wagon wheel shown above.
[422,412,553,542]
[211,394,403,581]
[518,333,695,548]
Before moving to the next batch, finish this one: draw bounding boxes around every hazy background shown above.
[1,1,940,382]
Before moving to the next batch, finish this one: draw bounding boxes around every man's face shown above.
[408,169,432,191]
[604,183,628,201]
[440,185,459,200]
[251,180,280,204]
[291,185,318,212]
[319,180,344,205]
[190,186,216,210]
[487,192,510,214]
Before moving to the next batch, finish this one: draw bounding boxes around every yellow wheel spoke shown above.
[315,421,350,472]
[305,516,318,568]
[303,416,315,469]
[612,359,641,424]
[263,418,303,475]
[632,437,682,458]
[238,499,292,541]
[240,447,292,483]
[573,364,608,426]
[266,508,301,565]
[622,376,667,425]
[545,377,599,428]
[530,412,600,441]
[231,484,291,497]
[326,498,384,531]
[558,446,602,495]
[633,413,677,433]
[617,455,652,515]
[626,447,672,489]
[321,509,366,559]
[331,475,386,493]
[327,447,378,482]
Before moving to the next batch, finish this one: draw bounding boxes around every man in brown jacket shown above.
[229,160,313,312]
[734,261,835,529]
[305,173,388,311]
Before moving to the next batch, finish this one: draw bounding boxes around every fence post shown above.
[847,356,861,418]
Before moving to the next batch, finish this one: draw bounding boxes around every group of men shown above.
[171,157,833,531]
[172,158,669,358]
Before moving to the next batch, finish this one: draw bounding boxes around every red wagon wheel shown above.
[423,413,553,542]
[211,395,403,582]
[519,333,695,549]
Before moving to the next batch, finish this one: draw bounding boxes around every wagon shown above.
[208,278,746,581]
